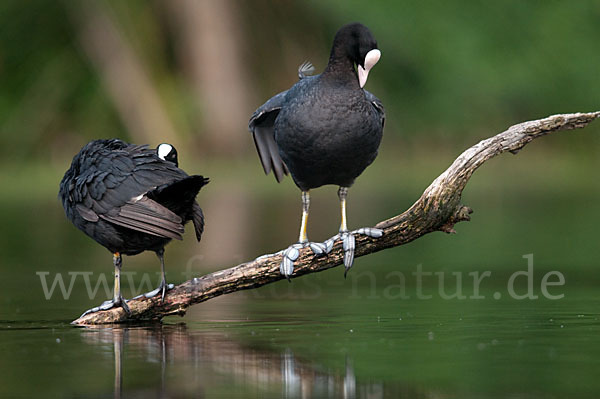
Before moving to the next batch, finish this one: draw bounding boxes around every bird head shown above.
[157,143,178,167]
[335,23,381,88]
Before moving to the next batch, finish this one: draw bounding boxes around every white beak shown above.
[357,49,381,88]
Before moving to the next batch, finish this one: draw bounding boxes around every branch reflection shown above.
[78,324,387,398]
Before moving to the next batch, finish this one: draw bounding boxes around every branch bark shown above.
[73,111,600,325]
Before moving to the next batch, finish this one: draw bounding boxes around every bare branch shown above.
[73,111,600,324]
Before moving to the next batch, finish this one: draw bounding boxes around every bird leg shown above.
[280,191,328,279]
[78,252,131,318]
[143,248,174,301]
[279,188,383,279]
[338,187,349,232]
[323,187,384,277]
[337,187,355,274]
[158,249,168,301]
[299,191,310,243]
[112,253,130,313]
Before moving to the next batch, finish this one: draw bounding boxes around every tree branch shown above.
[73,111,600,324]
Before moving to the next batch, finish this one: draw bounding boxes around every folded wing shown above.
[100,195,184,240]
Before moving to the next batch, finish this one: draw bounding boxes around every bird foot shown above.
[330,227,384,277]
[278,227,382,279]
[139,282,175,301]
[280,241,332,279]
[79,296,131,318]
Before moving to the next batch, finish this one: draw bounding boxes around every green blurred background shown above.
[1,1,599,397]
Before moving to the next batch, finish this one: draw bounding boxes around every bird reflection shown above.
[113,334,122,399]
[78,324,385,398]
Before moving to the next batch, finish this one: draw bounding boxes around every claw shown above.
[280,245,301,278]
[356,227,383,238]
[99,300,114,311]
[286,245,301,261]
[342,233,356,276]
[80,297,130,318]
[324,236,338,253]
[79,306,100,318]
[145,283,175,300]
[120,298,131,315]
[281,257,294,280]
[161,286,166,302]
[280,241,331,279]
[145,287,160,298]
[309,242,327,256]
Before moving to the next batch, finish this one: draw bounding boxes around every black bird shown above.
[59,139,209,315]
[249,23,385,278]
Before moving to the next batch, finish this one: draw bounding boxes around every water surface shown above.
[1,157,599,398]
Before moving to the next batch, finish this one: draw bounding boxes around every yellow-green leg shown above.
[112,252,130,314]
[338,187,349,233]
[298,191,310,243]
[281,190,329,279]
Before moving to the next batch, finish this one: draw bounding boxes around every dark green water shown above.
[2,287,600,398]
[1,152,599,398]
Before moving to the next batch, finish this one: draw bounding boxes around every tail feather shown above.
[149,175,209,213]
[147,175,209,242]
[191,202,205,242]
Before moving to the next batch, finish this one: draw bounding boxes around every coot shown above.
[249,23,385,277]
[59,139,209,315]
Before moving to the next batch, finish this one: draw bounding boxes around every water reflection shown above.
[78,324,386,398]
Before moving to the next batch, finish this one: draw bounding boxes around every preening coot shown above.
[249,23,385,278]
[59,139,209,315]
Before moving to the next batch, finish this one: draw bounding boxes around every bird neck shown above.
[322,48,360,89]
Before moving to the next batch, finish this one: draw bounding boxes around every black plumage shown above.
[249,22,385,277]
[59,139,208,314]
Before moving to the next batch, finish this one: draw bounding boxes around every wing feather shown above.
[249,90,289,183]
[100,196,184,240]
[191,202,205,242]
[365,90,386,128]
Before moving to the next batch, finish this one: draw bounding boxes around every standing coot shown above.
[59,139,209,315]
[249,23,385,278]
